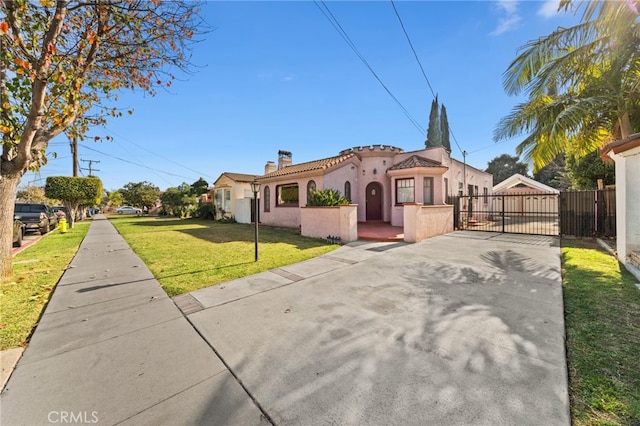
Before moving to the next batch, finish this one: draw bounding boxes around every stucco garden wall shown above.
[403,203,453,243]
[300,205,358,242]
[260,206,301,229]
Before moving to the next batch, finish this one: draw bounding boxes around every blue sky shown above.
[25,0,580,192]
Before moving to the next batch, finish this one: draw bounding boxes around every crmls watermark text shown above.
[48,411,99,424]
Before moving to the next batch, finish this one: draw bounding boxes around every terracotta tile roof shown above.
[601,132,640,159]
[259,152,359,179]
[387,155,445,171]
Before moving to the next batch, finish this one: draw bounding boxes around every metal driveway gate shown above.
[450,193,560,236]
[449,189,616,237]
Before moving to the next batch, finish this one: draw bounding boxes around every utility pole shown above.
[462,150,467,195]
[80,159,100,177]
[70,136,78,176]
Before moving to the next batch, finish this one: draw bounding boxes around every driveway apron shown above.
[188,231,569,425]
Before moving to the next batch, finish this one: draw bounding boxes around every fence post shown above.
[501,195,505,233]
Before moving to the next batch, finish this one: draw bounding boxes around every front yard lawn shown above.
[0,222,90,350]
[108,216,339,296]
[562,239,640,425]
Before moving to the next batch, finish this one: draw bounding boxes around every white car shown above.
[115,206,142,215]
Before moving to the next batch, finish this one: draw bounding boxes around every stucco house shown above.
[601,132,640,276]
[256,145,493,230]
[212,172,259,224]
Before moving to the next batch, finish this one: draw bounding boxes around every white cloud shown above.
[490,15,523,36]
[496,0,518,15]
[490,0,522,36]
[537,0,562,18]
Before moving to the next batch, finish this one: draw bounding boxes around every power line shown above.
[390,0,465,156]
[104,132,179,186]
[104,127,216,181]
[80,145,199,182]
[314,0,425,135]
[390,0,437,100]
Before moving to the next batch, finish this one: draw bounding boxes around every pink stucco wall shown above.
[256,145,492,230]
[261,205,301,229]
[300,205,358,242]
[403,203,454,243]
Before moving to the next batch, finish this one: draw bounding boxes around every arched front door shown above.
[366,182,383,221]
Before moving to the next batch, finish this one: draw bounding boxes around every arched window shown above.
[344,181,351,202]
[263,186,270,212]
[307,180,316,194]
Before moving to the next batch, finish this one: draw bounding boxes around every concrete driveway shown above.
[186,231,569,425]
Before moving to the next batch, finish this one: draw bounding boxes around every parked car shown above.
[14,203,58,235]
[13,216,25,247]
[115,206,142,215]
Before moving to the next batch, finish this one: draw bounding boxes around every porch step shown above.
[357,222,404,242]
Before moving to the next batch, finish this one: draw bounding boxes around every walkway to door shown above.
[358,221,404,242]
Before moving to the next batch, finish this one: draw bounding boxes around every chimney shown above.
[278,150,292,169]
[265,161,276,174]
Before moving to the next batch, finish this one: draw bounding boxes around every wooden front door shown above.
[366,182,383,221]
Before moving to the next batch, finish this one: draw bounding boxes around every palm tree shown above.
[494,0,640,171]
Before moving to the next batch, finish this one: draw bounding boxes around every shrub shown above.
[194,202,215,219]
[307,189,349,206]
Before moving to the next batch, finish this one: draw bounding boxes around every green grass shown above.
[3,216,639,426]
[562,239,640,426]
[0,222,90,350]
[108,215,339,296]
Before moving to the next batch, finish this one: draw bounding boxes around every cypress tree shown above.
[425,97,442,148]
[440,104,451,151]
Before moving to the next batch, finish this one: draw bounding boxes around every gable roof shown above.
[214,172,259,186]
[258,152,359,179]
[493,173,559,194]
[387,155,445,171]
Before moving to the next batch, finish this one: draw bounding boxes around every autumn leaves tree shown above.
[0,0,204,279]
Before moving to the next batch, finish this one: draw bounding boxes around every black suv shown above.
[14,203,58,235]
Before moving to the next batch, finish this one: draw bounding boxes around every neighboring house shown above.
[492,173,559,215]
[199,188,213,204]
[256,145,493,229]
[493,173,559,195]
[602,132,640,274]
[212,173,259,224]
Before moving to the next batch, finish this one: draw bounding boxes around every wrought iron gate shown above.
[449,193,560,236]
[448,189,615,237]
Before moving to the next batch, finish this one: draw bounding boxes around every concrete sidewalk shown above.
[1,215,266,425]
[1,216,570,425]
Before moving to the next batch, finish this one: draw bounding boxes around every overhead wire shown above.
[314,0,425,135]
[390,0,466,157]
[103,127,216,181]
[80,145,198,182]
[100,133,176,186]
